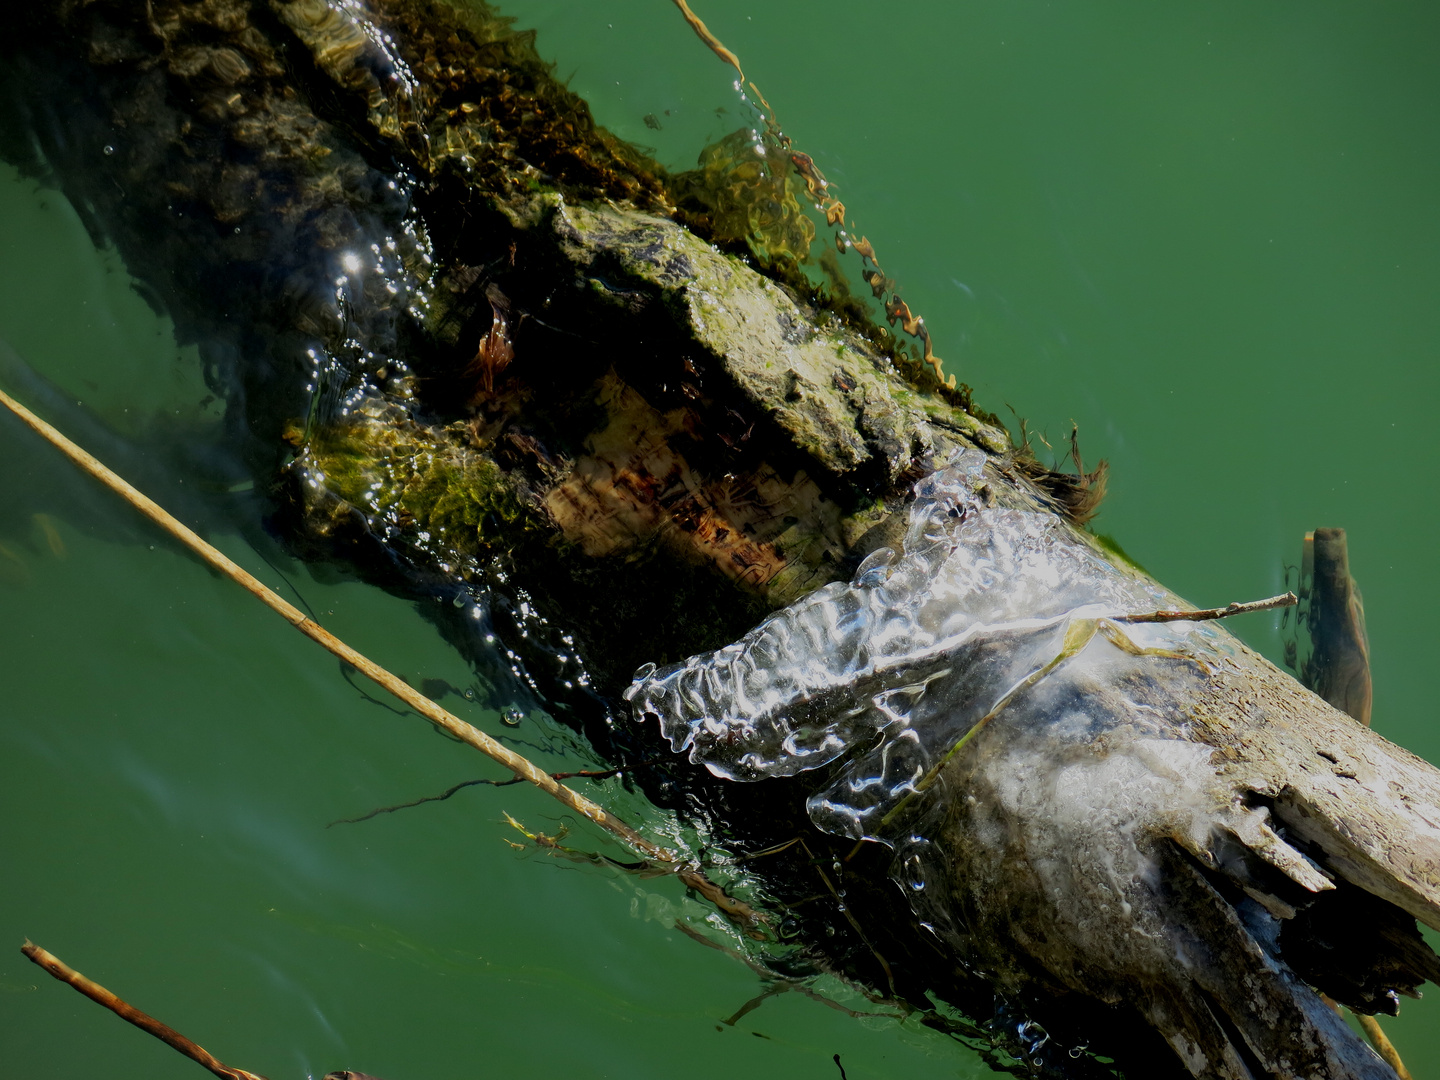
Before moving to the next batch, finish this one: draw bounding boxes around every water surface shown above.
[2,1,1437,1077]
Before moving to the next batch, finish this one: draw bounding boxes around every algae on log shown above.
[1,1,1437,1078]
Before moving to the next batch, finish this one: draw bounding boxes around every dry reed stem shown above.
[1356,1014,1413,1080]
[21,942,268,1080]
[671,0,744,79]
[0,386,673,864]
[1320,993,1411,1079]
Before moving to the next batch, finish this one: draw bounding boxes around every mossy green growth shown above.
[670,129,816,272]
[303,411,535,555]
[1090,531,1150,576]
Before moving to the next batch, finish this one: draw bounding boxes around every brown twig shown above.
[21,942,268,1080]
[329,777,520,825]
[671,0,744,79]
[730,836,803,863]
[495,813,769,934]
[676,867,771,939]
[1320,993,1411,1080]
[1356,1014,1412,1080]
[1117,592,1297,624]
[327,758,665,827]
[672,922,888,1023]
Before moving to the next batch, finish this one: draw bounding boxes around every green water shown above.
[2,2,1437,1077]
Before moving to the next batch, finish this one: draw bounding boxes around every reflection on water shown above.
[3,1,1440,1078]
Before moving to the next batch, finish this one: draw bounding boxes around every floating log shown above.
[2,2,1437,1077]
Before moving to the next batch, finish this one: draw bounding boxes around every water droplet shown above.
[102,144,114,155]
[501,706,524,727]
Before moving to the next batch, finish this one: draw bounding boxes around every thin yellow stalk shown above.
[671,0,744,79]
[22,942,269,1080]
[0,385,672,864]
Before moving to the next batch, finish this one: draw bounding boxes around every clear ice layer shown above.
[623,450,1326,941]
[627,448,1184,792]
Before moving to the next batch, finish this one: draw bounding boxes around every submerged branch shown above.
[671,0,744,79]
[672,921,893,1024]
[1118,592,1297,624]
[21,942,269,1080]
[328,759,666,827]
[329,776,523,826]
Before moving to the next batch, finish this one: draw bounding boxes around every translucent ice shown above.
[624,448,1209,820]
